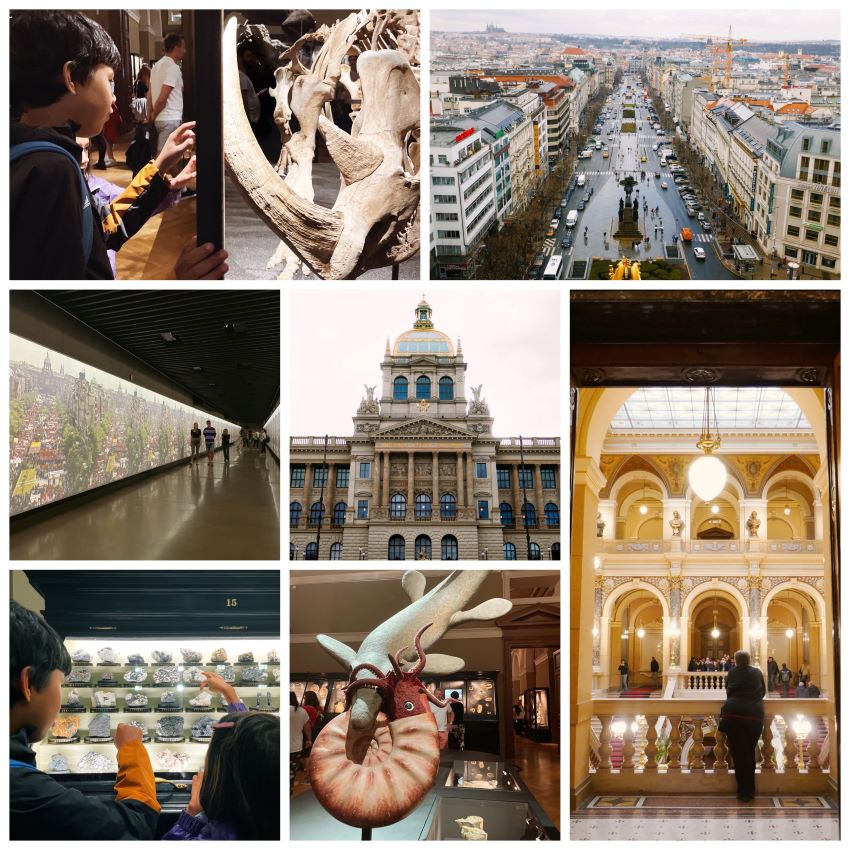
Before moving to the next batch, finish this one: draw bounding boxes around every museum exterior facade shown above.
[290,299,560,560]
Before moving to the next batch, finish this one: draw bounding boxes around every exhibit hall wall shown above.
[264,404,281,459]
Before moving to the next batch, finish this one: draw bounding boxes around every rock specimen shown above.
[99,672,116,683]
[77,751,116,773]
[152,650,173,663]
[66,689,82,706]
[191,715,215,738]
[124,670,147,684]
[189,690,213,708]
[456,816,488,840]
[241,665,267,682]
[88,713,112,738]
[97,647,119,664]
[237,651,254,663]
[180,648,202,663]
[127,720,148,736]
[211,648,227,662]
[182,666,205,684]
[159,690,178,706]
[220,665,236,683]
[127,653,145,665]
[65,667,92,684]
[93,691,117,708]
[125,692,149,708]
[156,749,191,771]
[72,649,91,663]
[156,716,185,739]
[47,753,70,773]
[153,666,179,684]
[271,668,281,683]
[51,715,80,738]
[267,649,280,663]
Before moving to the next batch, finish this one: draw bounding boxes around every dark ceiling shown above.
[35,290,280,425]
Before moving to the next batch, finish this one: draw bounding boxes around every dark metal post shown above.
[519,435,532,560]
[193,11,224,256]
[314,435,329,558]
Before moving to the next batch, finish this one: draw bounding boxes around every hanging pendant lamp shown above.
[639,478,648,515]
[688,387,727,501]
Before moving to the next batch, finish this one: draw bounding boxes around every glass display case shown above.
[467,678,497,717]
[445,759,520,792]
[522,687,551,743]
[424,797,551,841]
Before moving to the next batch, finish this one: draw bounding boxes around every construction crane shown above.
[681,26,749,90]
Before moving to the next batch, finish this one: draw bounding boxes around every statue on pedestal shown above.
[669,510,684,537]
[746,511,761,538]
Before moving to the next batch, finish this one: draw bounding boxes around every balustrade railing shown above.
[678,671,728,691]
[598,539,823,555]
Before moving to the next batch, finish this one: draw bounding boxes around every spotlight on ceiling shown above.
[192,366,204,372]
[159,331,179,343]
[224,321,248,338]
[711,503,720,515]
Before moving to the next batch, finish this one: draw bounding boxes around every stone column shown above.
[323,464,336,521]
[668,577,682,671]
[466,452,474,508]
[593,578,604,669]
[303,462,314,513]
[489,458,500,518]
[456,452,464,508]
[346,459,357,511]
[407,451,415,517]
[511,462,521,522]
[372,453,382,507]
[534,463,544,523]
[381,451,391,507]
[432,451,440,513]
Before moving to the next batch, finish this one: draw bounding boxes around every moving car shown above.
[545,226,555,237]
[561,199,568,207]
[652,143,659,151]
[660,181,668,189]
[681,227,693,241]
[693,246,706,259]
[576,174,586,187]
[565,210,578,228]
[561,233,573,249]
[702,221,713,232]
[577,201,585,211]
[582,193,590,204]
[550,218,559,229]
[595,142,602,150]
[603,149,609,158]
[640,155,647,162]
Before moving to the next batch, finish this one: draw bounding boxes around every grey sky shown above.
[431,9,840,42]
[290,290,560,437]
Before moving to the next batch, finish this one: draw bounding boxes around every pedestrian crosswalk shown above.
[692,233,713,243]
[542,237,556,256]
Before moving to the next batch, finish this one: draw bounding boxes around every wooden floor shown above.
[513,734,561,829]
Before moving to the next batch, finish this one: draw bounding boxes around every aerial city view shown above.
[430,10,840,280]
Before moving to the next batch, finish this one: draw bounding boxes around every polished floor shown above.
[10,446,279,560]
[571,794,839,840]
[512,734,561,830]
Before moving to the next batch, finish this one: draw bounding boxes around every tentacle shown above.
[407,623,433,677]
[343,678,389,694]
[348,662,388,680]
[387,651,404,679]
[426,690,450,708]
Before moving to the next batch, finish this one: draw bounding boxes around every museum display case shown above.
[521,687,551,743]
[22,570,280,837]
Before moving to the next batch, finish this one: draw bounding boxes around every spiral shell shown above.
[309,710,440,828]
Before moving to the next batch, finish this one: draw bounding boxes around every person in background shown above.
[794,679,809,698]
[767,656,779,693]
[150,33,187,157]
[162,671,279,840]
[289,693,310,794]
[428,688,451,750]
[237,44,261,127]
[618,659,629,692]
[301,691,322,732]
[448,691,465,750]
[189,422,202,466]
[650,656,660,687]
[203,420,216,464]
[10,600,159,839]
[221,429,231,464]
[779,663,792,697]
[260,428,269,454]
[808,680,821,698]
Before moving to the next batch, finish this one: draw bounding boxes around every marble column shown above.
[466,452,474,508]
[456,452,464,508]
[407,451,415,517]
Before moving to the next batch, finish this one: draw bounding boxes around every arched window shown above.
[441,534,458,560]
[388,534,405,560]
[290,501,302,527]
[551,542,561,561]
[289,542,296,560]
[529,542,541,561]
[393,376,408,400]
[439,376,454,400]
[333,502,347,526]
[309,501,325,526]
[545,502,560,528]
[330,542,342,560]
[499,502,514,527]
[416,375,431,400]
[503,542,517,560]
[440,493,457,519]
[390,493,407,519]
[415,534,432,560]
[416,493,431,519]
[305,542,318,560]
[522,503,537,528]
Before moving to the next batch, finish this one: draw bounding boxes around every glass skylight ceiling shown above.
[610,388,812,431]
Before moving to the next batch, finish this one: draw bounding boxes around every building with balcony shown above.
[290,297,560,561]
[570,292,839,838]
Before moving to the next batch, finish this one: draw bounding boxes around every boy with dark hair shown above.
[10,600,160,839]
[10,11,228,280]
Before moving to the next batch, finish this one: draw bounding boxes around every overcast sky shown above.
[431,9,840,41]
[289,290,560,436]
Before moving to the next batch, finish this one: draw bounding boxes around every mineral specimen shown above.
[123,670,147,684]
[241,665,268,682]
[156,749,191,771]
[152,650,173,663]
[237,651,254,663]
[88,713,112,738]
[72,649,91,663]
[127,653,145,665]
[189,689,212,708]
[153,666,179,684]
[51,715,80,739]
[65,667,92,684]
[455,816,488,840]
[47,753,70,773]
[182,666,205,684]
[99,672,116,683]
[156,716,185,738]
[267,649,279,663]
[125,692,149,708]
[77,751,116,773]
[271,668,281,683]
[127,720,148,736]
[66,689,82,705]
[220,665,236,683]
[97,647,119,664]
[159,690,178,705]
[210,648,227,662]
[191,715,215,738]
[93,691,117,708]
[180,648,202,663]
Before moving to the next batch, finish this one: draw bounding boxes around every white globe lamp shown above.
[688,387,727,502]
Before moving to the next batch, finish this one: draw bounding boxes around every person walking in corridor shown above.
[618,660,629,692]
[767,656,779,693]
[719,650,765,802]
[221,428,231,464]
[650,656,660,687]
[779,663,792,697]
[203,420,216,464]
[189,422,201,466]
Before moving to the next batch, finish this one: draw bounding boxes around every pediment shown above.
[378,418,472,439]
[496,603,561,629]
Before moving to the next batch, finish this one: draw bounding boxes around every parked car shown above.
[577,201,586,211]
[652,143,659,151]
[702,221,713,232]
[660,181,668,189]
[561,234,573,249]
[693,246,706,259]
[554,208,562,219]
[545,226,555,237]
[582,193,590,204]
[561,199,568,207]
[550,218,559,229]
[686,206,696,217]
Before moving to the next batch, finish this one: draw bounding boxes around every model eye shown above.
[404,700,414,711]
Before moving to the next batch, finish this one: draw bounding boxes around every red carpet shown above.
[619,686,655,699]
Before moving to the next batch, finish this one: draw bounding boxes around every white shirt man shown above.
[150,34,187,155]
[428,689,451,750]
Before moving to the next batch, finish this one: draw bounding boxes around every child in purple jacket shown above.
[162,671,280,841]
